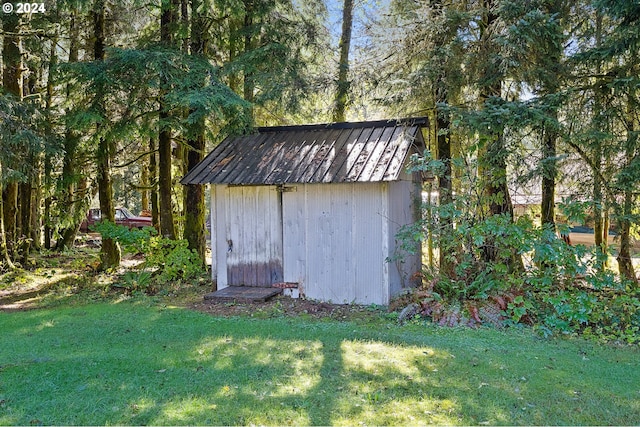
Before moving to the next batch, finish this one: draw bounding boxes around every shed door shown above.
[225,186,283,286]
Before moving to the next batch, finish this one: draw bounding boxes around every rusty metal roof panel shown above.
[181,117,427,185]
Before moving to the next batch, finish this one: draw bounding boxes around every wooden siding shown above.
[282,188,306,285]
[210,179,420,304]
[283,181,420,304]
[282,183,386,304]
[211,185,283,288]
[387,180,422,296]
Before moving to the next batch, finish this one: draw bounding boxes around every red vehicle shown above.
[80,207,153,232]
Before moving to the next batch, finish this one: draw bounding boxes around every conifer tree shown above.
[183,0,210,264]
[1,12,23,259]
[94,0,121,269]
[158,0,180,239]
[333,0,353,122]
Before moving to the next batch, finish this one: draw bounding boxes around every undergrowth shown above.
[92,222,204,293]
[392,152,640,345]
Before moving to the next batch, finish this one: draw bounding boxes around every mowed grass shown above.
[0,303,639,425]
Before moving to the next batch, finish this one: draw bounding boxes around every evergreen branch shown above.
[127,182,157,191]
[113,149,158,169]
[563,137,616,202]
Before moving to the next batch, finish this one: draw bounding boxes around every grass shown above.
[1,302,639,425]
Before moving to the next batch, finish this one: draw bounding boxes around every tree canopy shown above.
[0,0,637,299]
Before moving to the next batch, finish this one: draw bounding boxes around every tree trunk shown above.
[44,154,52,249]
[31,167,41,250]
[158,0,178,239]
[56,131,81,250]
[2,183,18,258]
[617,93,638,284]
[18,181,32,262]
[593,141,605,263]
[94,0,121,269]
[149,138,160,229]
[44,25,64,249]
[56,10,84,250]
[0,162,16,270]
[2,12,23,261]
[158,116,176,239]
[436,102,454,276]
[616,191,637,284]
[183,0,209,265]
[141,162,150,212]
[541,113,558,229]
[333,0,353,123]
[602,205,609,254]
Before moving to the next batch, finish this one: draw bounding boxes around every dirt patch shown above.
[189,295,389,322]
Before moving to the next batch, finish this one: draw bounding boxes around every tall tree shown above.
[536,2,565,230]
[570,0,639,282]
[94,0,121,269]
[0,94,43,269]
[56,6,86,250]
[183,0,210,264]
[224,0,327,125]
[149,137,160,229]
[158,0,180,239]
[500,0,573,265]
[333,0,353,122]
[2,12,23,259]
[430,0,461,277]
[601,0,639,284]
[617,88,638,284]
[475,0,516,265]
[591,10,608,265]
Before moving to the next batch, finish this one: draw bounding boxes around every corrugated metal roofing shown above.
[181,117,427,185]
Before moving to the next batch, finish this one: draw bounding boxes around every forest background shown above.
[0,0,638,340]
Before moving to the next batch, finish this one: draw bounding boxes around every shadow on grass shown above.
[1,304,639,425]
[0,273,92,310]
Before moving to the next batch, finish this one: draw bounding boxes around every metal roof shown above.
[181,117,427,185]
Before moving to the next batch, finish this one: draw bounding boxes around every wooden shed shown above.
[181,117,427,305]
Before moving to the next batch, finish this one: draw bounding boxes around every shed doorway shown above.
[224,185,283,287]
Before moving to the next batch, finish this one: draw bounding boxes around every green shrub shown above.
[92,221,204,287]
[91,221,156,254]
[114,271,153,294]
[395,152,640,343]
[145,236,203,284]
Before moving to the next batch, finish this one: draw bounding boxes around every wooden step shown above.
[204,286,282,302]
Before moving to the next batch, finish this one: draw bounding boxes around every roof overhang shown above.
[181,117,428,186]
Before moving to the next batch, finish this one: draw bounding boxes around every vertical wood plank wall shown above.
[211,181,420,304]
[283,182,387,304]
[211,185,283,289]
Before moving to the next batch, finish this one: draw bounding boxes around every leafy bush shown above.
[395,151,640,344]
[92,221,204,288]
[145,236,203,284]
[528,277,640,344]
[91,221,156,254]
[114,271,153,294]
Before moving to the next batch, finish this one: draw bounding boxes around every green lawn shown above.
[0,302,639,426]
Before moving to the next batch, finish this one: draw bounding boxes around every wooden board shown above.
[204,286,282,302]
